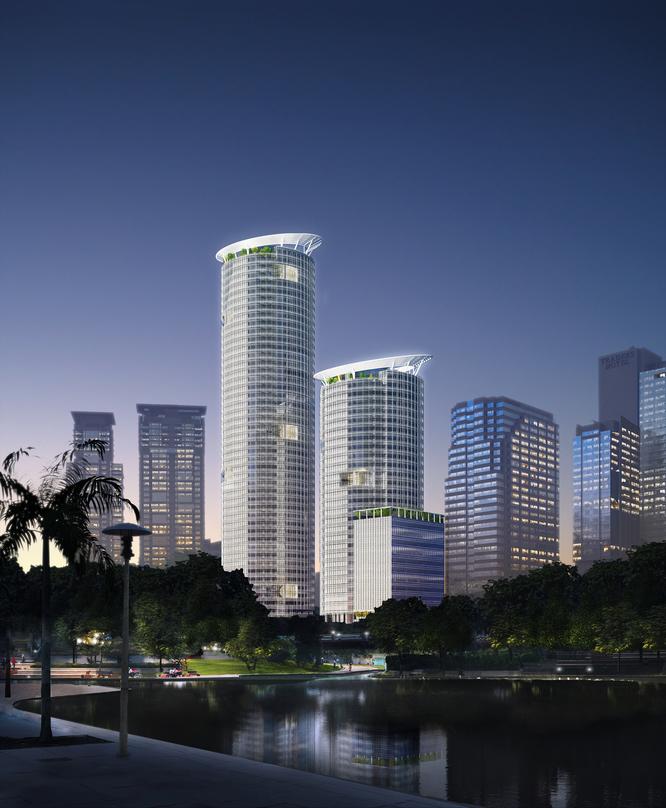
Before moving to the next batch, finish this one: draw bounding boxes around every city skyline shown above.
[3,2,665,572]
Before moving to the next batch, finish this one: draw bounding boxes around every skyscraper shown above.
[353,507,445,616]
[137,404,205,567]
[598,346,663,424]
[315,355,429,622]
[640,365,666,543]
[216,233,319,616]
[71,411,124,563]
[444,397,559,595]
[572,418,640,572]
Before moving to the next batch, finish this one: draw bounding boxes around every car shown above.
[554,664,595,675]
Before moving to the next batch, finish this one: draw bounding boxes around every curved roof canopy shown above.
[314,354,431,383]
[216,233,322,262]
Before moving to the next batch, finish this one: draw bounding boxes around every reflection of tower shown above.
[418,727,448,800]
[231,703,317,771]
[335,724,422,791]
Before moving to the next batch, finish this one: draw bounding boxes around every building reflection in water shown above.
[231,684,447,799]
[41,676,666,808]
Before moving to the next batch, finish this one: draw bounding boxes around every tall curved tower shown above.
[315,354,430,622]
[216,233,320,616]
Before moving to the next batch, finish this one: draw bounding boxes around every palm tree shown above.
[0,441,138,742]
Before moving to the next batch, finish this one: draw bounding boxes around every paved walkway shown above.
[0,683,470,808]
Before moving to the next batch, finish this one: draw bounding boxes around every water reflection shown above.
[28,677,666,808]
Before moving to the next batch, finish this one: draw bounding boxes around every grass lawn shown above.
[184,658,338,676]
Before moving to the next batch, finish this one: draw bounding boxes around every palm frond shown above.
[0,471,37,502]
[0,496,40,555]
[1,447,33,474]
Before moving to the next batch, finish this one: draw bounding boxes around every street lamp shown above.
[102,521,151,757]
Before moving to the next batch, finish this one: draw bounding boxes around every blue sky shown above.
[2,0,664,568]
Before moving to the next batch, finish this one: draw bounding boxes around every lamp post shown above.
[102,522,151,757]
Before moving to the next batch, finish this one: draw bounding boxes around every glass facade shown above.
[353,508,444,615]
[572,418,640,572]
[444,397,559,595]
[640,367,666,543]
[317,357,427,622]
[137,404,205,568]
[218,235,318,616]
[71,411,124,563]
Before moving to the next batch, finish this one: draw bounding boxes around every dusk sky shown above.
[2,1,664,569]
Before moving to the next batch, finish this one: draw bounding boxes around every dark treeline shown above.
[1,552,324,670]
[365,542,666,672]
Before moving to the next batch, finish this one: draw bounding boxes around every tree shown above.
[625,543,666,613]
[133,595,185,670]
[481,576,531,654]
[365,598,427,674]
[0,442,136,742]
[641,605,666,666]
[166,553,267,651]
[593,604,640,671]
[0,556,27,696]
[420,596,476,670]
[224,616,273,671]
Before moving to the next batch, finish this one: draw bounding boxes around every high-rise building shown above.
[598,346,663,424]
[444,397,559,595]
[640,365,666,543]
[216,234,319,616]
[353,507,444,616]
[71,411,124,562]
[572,418,640,572]
[201,538,221,559]
[315,355,430,622]
[137,404,206,567]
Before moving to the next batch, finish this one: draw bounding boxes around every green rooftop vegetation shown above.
[353,507,444,523]
[224,245,275,261]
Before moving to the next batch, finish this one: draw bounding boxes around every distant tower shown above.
[572,418,640,572]
[445,397,559,594]
[71,411,124,563]
[216,234,320,616]
[137,404,206,567]
[316,355,429,622]
[598,346,662,424]
[640,365,666,544]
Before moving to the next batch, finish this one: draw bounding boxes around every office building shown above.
[71,411,124,563]
[640,365,666,543]
[216,234,319,616]
[316,355,429,622]
[444,397,559,594]
[353,507,444,616]
[598,346,662,424]
[137,404,205,567]
[572,418,640,571]
[201,538,221,559]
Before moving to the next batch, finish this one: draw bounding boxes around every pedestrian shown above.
[11,656,16,669]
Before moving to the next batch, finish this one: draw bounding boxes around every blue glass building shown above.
[572,418,640,572]
[444,398,559,595]
[640,366,666,544]
[353,507,444,615]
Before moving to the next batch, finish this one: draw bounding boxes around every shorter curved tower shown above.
[316,354,430,622]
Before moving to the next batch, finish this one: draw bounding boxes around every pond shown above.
[21,676,666,808]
